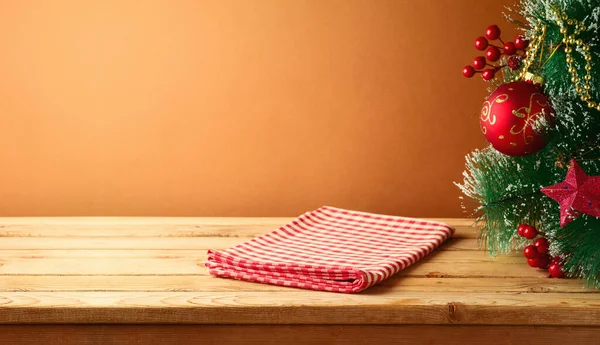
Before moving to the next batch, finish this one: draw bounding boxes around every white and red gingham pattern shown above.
[205,206,454,293]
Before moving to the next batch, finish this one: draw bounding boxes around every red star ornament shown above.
[541,160,600,227]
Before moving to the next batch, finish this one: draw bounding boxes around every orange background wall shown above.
[0,0,517,217]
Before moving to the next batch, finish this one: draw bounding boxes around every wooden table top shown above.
[1,217,599,326]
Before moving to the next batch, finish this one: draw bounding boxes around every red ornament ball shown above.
[548,263,564,278]
[485,25,501,40]
[508,55,522,70]
[481,69,495,81]
[473,56,487,70]
[514,35,529,50]
[463,66,476,78]
[523,245,539,259]
[480,81,555,156]
[503,42,517,55]
[534,238,550,254]
[485,46,502,62]
[474,36,489,51]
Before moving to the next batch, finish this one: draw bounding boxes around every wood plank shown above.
[1,325,598,345]
[0,249,544,277]
[0,217,474,227]
[0,275,589,293]
[0,237,248,250]
[0,248,502,259]
[0,217,479,238]
[0,260,546,277]
[0,257,202,275]
[0,217,291,237]
[1,291,600,325]
[0,235,481,251]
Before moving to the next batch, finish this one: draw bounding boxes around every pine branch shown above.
[456,147,557,255]
[556,215,600,288]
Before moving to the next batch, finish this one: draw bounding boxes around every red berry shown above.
[534,238,550,254]
[514,35,529,50]
[463,66,476,78]
[522,225,538,240]
[524,245,539,259]
[508,56,522,70]
[551,255,562,265]
[485,46,501,62]
[472,56,486,70]
[503,42,516,55]
[548,263,564,278]
[481,69,495,81]
[537,254,550,269]
[485,25,501,40]
[474,36,489,51]
[517,224,529,237]
[527,258,540,268]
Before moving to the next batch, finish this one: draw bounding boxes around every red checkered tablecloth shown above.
[206,206,454,293]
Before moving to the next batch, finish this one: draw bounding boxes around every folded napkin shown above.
[206,206,454,293]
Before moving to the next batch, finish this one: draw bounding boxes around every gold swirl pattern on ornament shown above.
[509,93,547,145]
[481,93,509,125]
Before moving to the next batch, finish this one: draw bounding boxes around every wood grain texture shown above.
[2,275,588,293]
[0,249,537,276]
[0,217,598,327]
[1,325,599,345]
[0,237,480,251]
[0,217,477,237]
[4,291,600,325]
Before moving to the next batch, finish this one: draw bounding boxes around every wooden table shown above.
[1,217,599,344]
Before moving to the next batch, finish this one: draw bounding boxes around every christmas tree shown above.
[458,0,600,286]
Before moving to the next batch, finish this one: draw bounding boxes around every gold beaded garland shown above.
[517,24,546,82]
[554,8,596,111]
[517,8,597,111]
